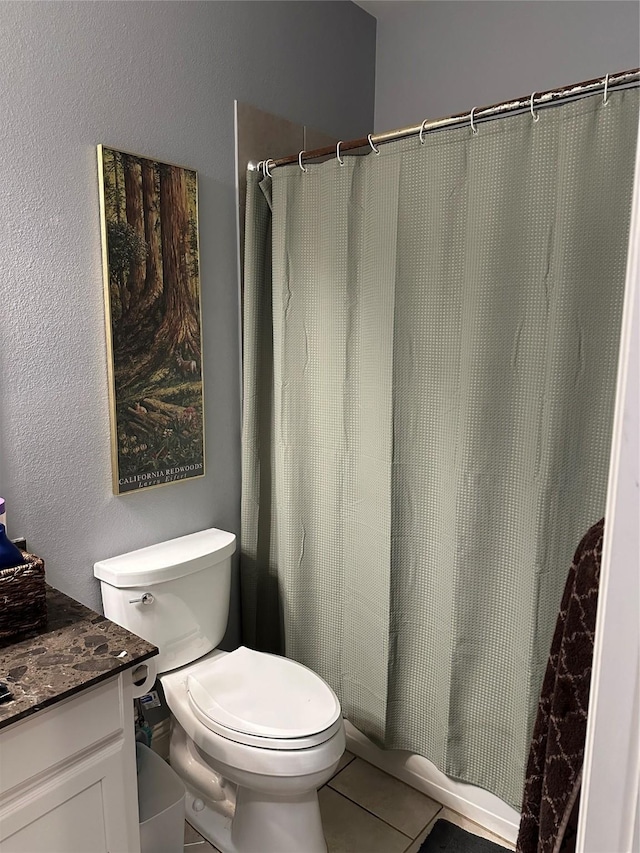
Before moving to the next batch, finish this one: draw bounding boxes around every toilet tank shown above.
[94,528,236,673]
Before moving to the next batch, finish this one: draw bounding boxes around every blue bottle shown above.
[0,523,25,570]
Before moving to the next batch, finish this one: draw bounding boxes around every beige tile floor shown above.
[183,752,507,853]
[320,752,453,853]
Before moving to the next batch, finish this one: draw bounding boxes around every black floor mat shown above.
[419,819,508,852]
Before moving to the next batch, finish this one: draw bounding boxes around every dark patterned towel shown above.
[516,518,604,853]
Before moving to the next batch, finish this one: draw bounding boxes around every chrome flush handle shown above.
[128,592,155,605]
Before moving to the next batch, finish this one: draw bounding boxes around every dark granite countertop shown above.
[0,585,157,730]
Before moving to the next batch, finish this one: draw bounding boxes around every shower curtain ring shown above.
[298,151,308,173]
[336,141,344,166]
[419,118,428,144]
[603,73,610,104]
[367,134,380,155]
[264,159,275,177]
[530,93,540,122]
[470,108,478,136]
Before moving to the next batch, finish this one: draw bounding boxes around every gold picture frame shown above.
[97,145,205,494]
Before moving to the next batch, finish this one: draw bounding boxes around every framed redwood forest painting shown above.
[97,146,205,494]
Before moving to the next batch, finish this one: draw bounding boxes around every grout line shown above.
[326,761,444,842]
[328,752,356,781]
[408,805,444,843]
[401,808,443,853]
[324,787,414,842]
[439,808,514,850]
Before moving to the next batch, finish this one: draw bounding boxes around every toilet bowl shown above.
[94,529,345,853]
[163,647,345,853]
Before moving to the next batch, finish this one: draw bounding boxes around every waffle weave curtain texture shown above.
[240,89,638,807]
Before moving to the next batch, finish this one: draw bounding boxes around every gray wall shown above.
[0,1,375,642]
[368,1,639,131]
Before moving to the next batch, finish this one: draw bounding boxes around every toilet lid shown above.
[186,646,341,739]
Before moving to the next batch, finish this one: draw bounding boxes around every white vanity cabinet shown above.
[0,670,141,853]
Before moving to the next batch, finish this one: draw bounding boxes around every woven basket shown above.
[0,552,46,641]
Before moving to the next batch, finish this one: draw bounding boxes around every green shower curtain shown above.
[240,89,638,807]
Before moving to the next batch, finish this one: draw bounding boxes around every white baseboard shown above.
[344,720,520,848]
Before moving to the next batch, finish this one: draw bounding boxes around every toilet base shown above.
[184,784,327,853]
[185,788,236,853]
[168,715,340,853]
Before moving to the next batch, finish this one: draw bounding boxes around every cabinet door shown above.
[0,739,137,853]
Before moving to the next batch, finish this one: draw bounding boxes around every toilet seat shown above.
[186,646,342,750]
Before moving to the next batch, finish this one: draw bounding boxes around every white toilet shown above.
[94,528,345,853]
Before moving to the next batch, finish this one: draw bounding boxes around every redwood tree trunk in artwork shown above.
[124,157,163,326]
[119,162,200,388]
[157,163,200,359]
[142,159,162,301]
[123,155,146,306]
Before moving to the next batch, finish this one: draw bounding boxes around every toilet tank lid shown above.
[93,528,236,588]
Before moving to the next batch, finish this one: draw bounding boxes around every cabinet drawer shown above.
[0,677,124,796]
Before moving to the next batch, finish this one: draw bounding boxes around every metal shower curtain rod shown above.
[250,68,639,174]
